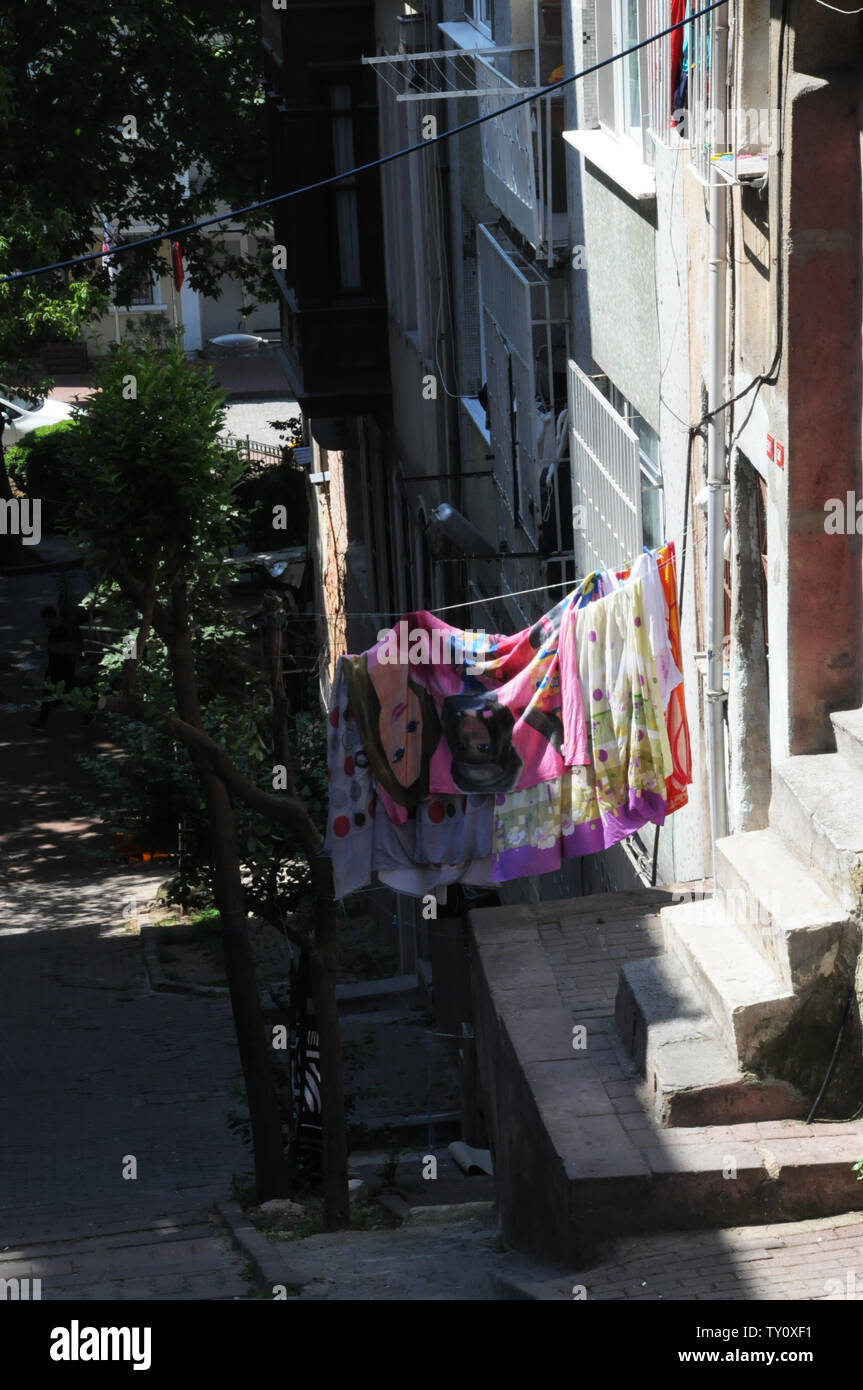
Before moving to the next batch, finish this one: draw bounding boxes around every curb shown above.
[214,1199,307,1295]
[492,1272,569,1300]
[377,1193,496,1227]
[139,921,279,1011]
[139,922,230,998]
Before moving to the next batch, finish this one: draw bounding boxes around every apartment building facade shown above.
[264,0,863,1128]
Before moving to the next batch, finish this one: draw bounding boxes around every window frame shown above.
[110,242,163,309]
[329,83,363,295]
[595,0,651,161]
[467,0,492,39]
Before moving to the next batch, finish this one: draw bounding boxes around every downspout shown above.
[706,2,730,875]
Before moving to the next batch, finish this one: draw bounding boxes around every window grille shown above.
[645,0,673,144]
[686,1,715,183]
[568,359,643,574]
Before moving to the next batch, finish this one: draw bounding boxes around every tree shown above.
[58,341,349,1224]
[0,1,272,307]
[0,1,275,556]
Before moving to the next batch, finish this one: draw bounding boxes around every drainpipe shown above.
[705,2,730,876]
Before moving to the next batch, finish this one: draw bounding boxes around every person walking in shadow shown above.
[28,606,89,732]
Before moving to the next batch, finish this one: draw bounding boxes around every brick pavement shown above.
[497,1211,863,1299]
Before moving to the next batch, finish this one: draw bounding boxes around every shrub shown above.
[5,420,80,532]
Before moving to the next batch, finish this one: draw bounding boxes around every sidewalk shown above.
[0,554,254,1298]
[494,1211,863,1300]
[44,351,296,404]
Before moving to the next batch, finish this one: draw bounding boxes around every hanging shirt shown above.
[602,550,683,711]
[489,575,671,880]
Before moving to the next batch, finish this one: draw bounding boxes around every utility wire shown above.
[0,0,726,287]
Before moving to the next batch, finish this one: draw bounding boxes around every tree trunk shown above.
[167,581,289,1200]
[261,591,349,1228]
[103,678,351,1224]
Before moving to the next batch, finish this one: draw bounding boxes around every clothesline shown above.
[325,522,694,622]
[325,539,694,900]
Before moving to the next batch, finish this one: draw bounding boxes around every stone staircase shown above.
[616,709,863,1126]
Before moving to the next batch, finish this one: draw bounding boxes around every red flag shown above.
[172,241,185,292]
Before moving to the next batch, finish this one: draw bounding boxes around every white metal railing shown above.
[220,433,304,466]
[568,360,642,574]
[478,223,565,546]
[687,2,715,183]
[646,2,730,184]
[645,0,673,145]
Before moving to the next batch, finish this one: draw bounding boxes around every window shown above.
[112,244,161,308]
[377,76,432,352]
[606,383,664,552]
[478,223,567,547]
[468,0,492,37]
[596,0,649,155]
[329,85,362,292]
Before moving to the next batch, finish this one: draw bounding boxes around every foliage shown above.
[0,0,270,313]
[0,0,274,535]
[62,342,242,577]
[6,419,80,531]
[72,561,328,936]
[235,418,308,551]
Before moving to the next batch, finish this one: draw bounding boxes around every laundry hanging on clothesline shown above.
[325,542,692,899]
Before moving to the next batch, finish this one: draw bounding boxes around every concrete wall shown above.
[565,6,714,887]
[580,173,659,430]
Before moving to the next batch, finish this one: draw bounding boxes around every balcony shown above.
[474,53,567,259]
[262,0,390,418]
[364,1,566,261]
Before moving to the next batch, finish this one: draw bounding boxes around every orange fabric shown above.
[655,542,692,814]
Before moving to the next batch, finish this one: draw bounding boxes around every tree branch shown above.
[101,693,325,859]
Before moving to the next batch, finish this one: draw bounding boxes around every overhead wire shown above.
[0,0,728,287]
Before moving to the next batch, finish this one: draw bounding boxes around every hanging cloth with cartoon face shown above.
[340,605,590,816]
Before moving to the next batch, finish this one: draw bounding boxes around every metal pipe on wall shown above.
[706,1,730,873]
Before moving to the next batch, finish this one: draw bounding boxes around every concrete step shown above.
[661,901,795,1069]
[830,706,863,778]
[715,828,851,989]
[770,754,863,916]
[470,895,863,1268]
[616,955,806,1126]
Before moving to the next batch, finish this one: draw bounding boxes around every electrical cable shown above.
[805,989,855,1124]
[0,0,727,287]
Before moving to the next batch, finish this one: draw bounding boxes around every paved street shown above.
[0,553,252,1298]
